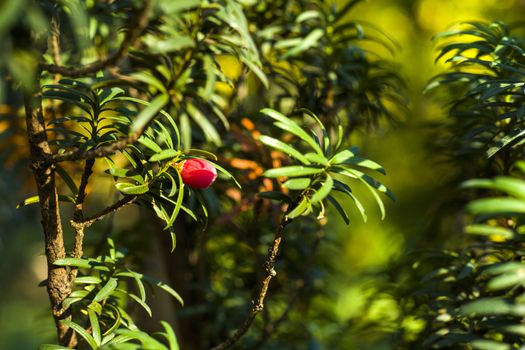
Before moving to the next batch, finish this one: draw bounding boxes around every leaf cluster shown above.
[41,239,182,349]
[247,0,406,130]
[258,108,394,223]
[0,0,406,348]
[428,21,525,176]
[397,163,525,349]
[394,20,525,350]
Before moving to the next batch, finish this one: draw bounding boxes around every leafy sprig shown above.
[258,108,394,223]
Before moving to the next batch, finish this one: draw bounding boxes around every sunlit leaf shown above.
[130,94,169,134]
[115,182,149,195]
[160,321,180,350]
[461,298,525,316]
[311,174,333,203]
[462,177,525,201]
[466,198,525,216]
[287,196,310,219]
[149,149,179,162]
[93,278,118,303]
[258,135,311,164]
[53,258,109,271]
[464,224,514,239]
[260,108,324,155]
[88,308,101,346]
[281,28,324,59]
[283,178,311,190]
[264,166,323,178]
[61,319,98,349]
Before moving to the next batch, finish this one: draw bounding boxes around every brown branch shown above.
[74,159,95,220]
[39,0,153,78]
[49,16,62,86]
[49,17,62,65]
[209,214,292,350]
[107,66,141,84]
[70,222,86,259]
[254,230,324,349]
[48,17,63,121]
[82,195,137,225]
[68,158,95,282]
[50,133,138,163]
[24,91,76,347]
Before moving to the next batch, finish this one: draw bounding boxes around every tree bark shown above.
[24,92,75,346]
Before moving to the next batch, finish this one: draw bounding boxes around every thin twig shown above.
[40,0,153,78]
[254,230,324,349]
[107,67,140,84]
[49,17,62,76]
[48,16,61,120]
[74,159,95,221]
[67,195,135,265]
[49,133,139,163]
[68,158,95,281]
[209,214,292,350]
[82,195,137,225]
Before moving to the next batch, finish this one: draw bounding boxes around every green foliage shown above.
[247,0,405,130]
[0,0,405,348]
[258,108,394,222]
[393,21,525,350]
[427,21,525,176]
[0,0,47,98]
[44,80,130,154]
[41,77,220,249]
[44,239,181,349]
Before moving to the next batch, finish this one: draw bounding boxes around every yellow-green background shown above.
[1,0,524,348]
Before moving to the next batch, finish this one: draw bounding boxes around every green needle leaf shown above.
[115,182,149,195]
[311,175,333,203]
[94,278,118,303]
[264,166,323,178]
[258,135,311,164]
[130,94,169,134]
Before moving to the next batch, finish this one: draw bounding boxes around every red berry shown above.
[180,158,218,189]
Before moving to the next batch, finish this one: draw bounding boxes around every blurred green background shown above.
[1,0,525,349]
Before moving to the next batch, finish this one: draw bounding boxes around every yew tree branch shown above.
[39,0,153,78]
[69,158,95,281]
[82,195,137,225]
[24,91,75,346]
[50,134,139,163]
[254,230,324,349]
[49,17,62,67]
[210,214,292,350]
[73,159,95,221]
